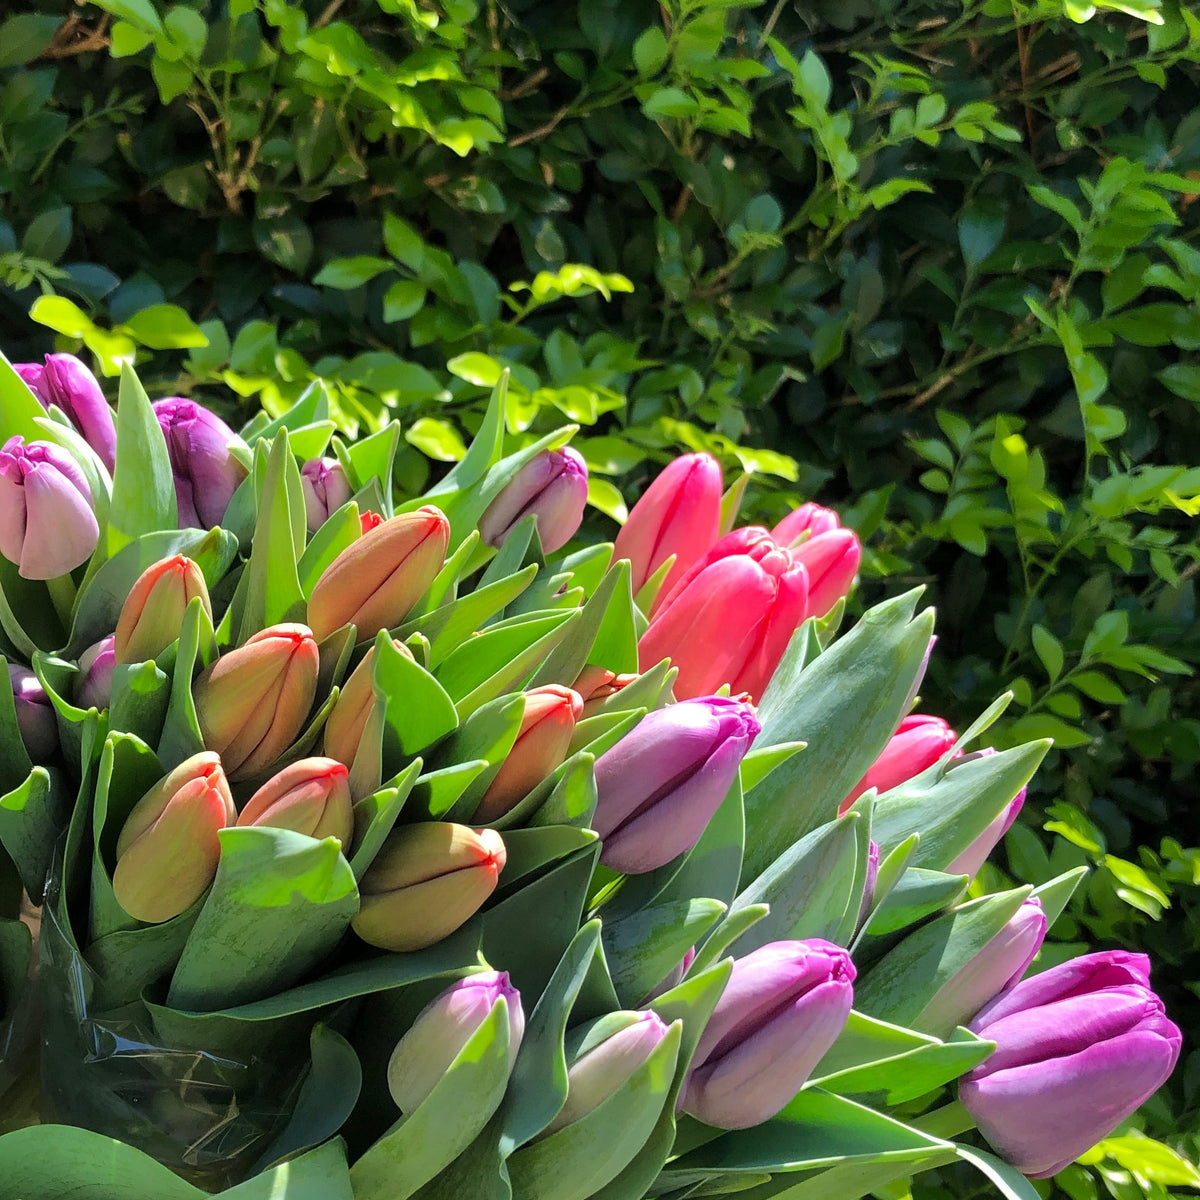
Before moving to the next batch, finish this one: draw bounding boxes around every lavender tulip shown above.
[945,748,1027,879]
[300,457,353,532]
[0,437,99,579]
[388,971,525,1113]
[480,446,589,555]
[960,950,1182,1178]
[7,664,57,761]
[16,353,117,473]
[153,399,248,528]
[592,696,760,874]
[76,634,116,711]
[856,840,880,930]
[682,939,856,1129]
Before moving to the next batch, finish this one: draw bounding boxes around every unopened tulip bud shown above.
[0,437,98,580]
[592,696,759,874]
[480,447,588,555]
[16,354,117,473]
[791,528,861,620]
[614,453,723,599]
[771,502,841,547]
[682,939,855,1128]
[322,640,413,770]
[643,946,696,1004]
[153,399,249,529]
[638,527,809,700]
[112,751,236,923]
[573,666,639,718]
[300,457,353,532]
[388,970,525,1113]
[360,510,384,534]
[961,951,1182,1178]
[193,623,319,781]
[8,664,57,760]
[308,506,450,643]
[546,1011,672,1134]
[841,713,958,813]
[76,635,116,711]
[237,756,353,848]
[472,685,584,823]
[114,555,212,664]
[353,822,506,952]
[945,749,1027,879]
[857,839,880,929]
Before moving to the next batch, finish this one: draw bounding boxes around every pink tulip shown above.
[841,713,957,813]
[945,748,1027,879]
[791,529,861,619]
[771,502,841,546]
[16,354,117,473]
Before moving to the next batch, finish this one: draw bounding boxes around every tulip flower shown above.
[236,756,354,848]
[111,751,236,924]
[76,634,116,711]
[360,510,384,534]
[300,457,353,532]
[573,666,639,719]
[353,822,506,952]
[471,685,584,823]
[16,353,117,473]
[193,623,319,781]
[681,939,856,1129]
[945,749,1027,880]
[771,502,841,547]
[8,664,57,761]
[153,399,249,529]
[841,713,958,813]
[592,696,760,874]
[307,506,450,643]
[960,951,1182,1178]
[479,447,589,555]
[322,639,413,772]
[545,1011,672,1134]
[637,527,809,700]
[114,555,212,664]
[0,437,99,579]
[388,971,525,1113]
[614,452,722,600]
[857,839,880,930]
[918,898,1045,1034]
[790,529,861,620]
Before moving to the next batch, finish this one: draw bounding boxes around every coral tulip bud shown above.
[76,634,116,711]
[322,640,413,770]
[771,502,841,547]
[842,713,957,813]
[300,457,353,532]
[153,399,249,529]
[472,685,584,823]
[545,1011,672,1134]
[388,970,525,1113]
[791,529,861,620]
[307,506,450,643]
[945,749,1027,879]
[638,527,809,701]
[193,623,319,781]
[961,951,1182,1178]
[682,939,856,1129]
[0,437,98,580]
[480,447,589,555]
[114,554,212,664]
[360,510,384,534]
[16,354,117,473]
[353,822,506,952]
[8,664,57,760]
[573,666,639,719]
[614,452,722,599]
[236,756,354,848]
[111,751,236,924]
[592,696,759,874]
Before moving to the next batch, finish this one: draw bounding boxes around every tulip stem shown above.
[913,1099,976,1141]
[46,573,77,632]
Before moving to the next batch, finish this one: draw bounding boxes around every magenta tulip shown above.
[153,399,248,529]
[300,457,353,532]
[8,663,57,760]
[76,635,116,711]
[16,354,117,473]
[841,713,958,813]
[480,447,589,555]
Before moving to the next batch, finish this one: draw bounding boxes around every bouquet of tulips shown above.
[0,348,1182,1200]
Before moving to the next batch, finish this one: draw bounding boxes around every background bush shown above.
[1,0,1198,1191]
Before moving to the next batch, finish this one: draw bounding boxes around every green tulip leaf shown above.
[0,558,66,657]
[343,421,401,515]
[408,760,490,822]
[689,904,770,977]
[156,597,215,771]
[855,834,918,941]
[0,349,47,444]
[566,708,645,759]
[496,826,599,896]
[1029,866,1088,926]
[374,634,458,760]
[555,542,614,599]
[298,502,362,599]
[166,826,359,1011]
[107,659,171,750]
[0,766,66,903]
[0,917,32,1023]
[476,514,539,594]
[349,758,423,880]
[858,867,967,941]
[533,559,636,687]
[523,750,597,830]
[422,692,524,807]
[84,900,203,1010]
[427,372,506,497]
[0,657,33,790]
[954,1144,1044,1200]
[242,380,330,444]
[740,740,807,793]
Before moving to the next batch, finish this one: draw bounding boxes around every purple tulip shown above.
[15,354,117,473]
[76,634,116,711]
[153,399,248,529]
[682,939,855,1129]
[592,696,760,874]
[300,457,353,532]
[856,839,881,929]
[0,437,99,579]
[945,749,1027,879]
[960,950,1182,1178]
[8,663,58,761]
[480,447,589,555]
[919,897,1045,1034]
[387,970,525,1113]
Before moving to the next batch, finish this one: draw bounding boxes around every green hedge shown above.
[1,0,1198,1188]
